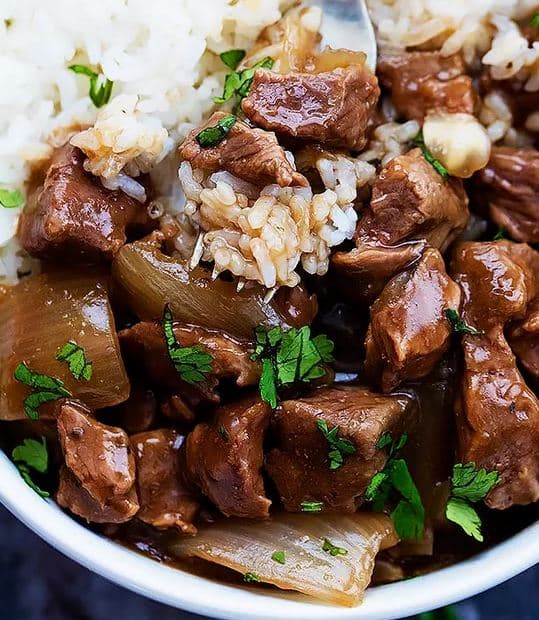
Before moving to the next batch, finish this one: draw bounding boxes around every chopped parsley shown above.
[162,305,213,384]
[11,437,50,498]
[322,538,348,557]
[413,130,449,179]
[445,309,484,336]
[531,12,539,27]
[243,572,261,583]
[445,462,500,542]
[300,500,324,513]
[251,326,334,408]
[219,49,246,71]
[217,424,230,442]
[56,342,92,381]
[196,114,237,148]
[14,362,71,420]
[69,64,113,108]
[316,419,356,470]
[271,550,286,565]
[493,227,507,240]
[213,56,274,105]
[365,433,425,541]
[0,188,24,209]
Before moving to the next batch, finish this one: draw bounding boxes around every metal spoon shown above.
[304,0,377,71]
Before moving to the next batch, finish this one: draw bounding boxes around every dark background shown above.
[0,505,536,620]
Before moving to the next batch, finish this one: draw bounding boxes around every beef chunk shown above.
[131,429,199,534]
[56,401,139,523]
[365,248,461,392]
[18,144,151,262]
[377,51,476,122]
[119,321,260,405]
[179,112,307,188]
[333,148,469,301]
[241,65,380,151]
[185,396,271,518]
[457,329,539,509]
[452,241,538,333]
[265,387,415,512]
[451,241,539,509]
[57,467,139,524]
[475,147,539,244]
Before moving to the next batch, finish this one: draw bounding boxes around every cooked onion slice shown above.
[170,513,397,607]
[112,238,317,339]
[0,270,129,420]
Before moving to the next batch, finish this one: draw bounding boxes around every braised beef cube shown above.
[475,147,539,244]
[56,400,139,523]
[131,429,199,534]
[119,321,260,405]
[179,111,307,188]
[265,387,415,512]
[457,329,539,509]
[57,466,139,524]
[377,51,476,122]
[241,65,380,151]
[332,148,469,302]
[451,241,539,509]
[365,248,461,392]
[18,144,151,262]
[364,148,469,251]
[185,396,271,518]
[451,241,538,333]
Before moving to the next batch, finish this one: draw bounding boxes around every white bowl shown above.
[1,451,537,620]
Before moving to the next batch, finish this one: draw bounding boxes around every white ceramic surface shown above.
[0,451,537,620]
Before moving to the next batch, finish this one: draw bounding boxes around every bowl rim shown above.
[0,452,537,620]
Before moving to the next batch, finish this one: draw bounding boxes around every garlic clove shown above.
[423,112,492,179]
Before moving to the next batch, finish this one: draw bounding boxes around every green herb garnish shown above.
[213,56,274,105]
[251,326,334,409]
[243,572,261,583]
[14,362,71,420]
[56,341,92,381]
[530,12,539,27]
[69,64,113,108]
[413,130,449,179]
[217,424,230,442]
[445,463,500,542]
[316,419,356,470]
[219,49,246,70]
[493,227,507,240]
[300,500,324,513]
[163,305,213,384]
[445,309,484,336]
[196,114,237,148]
[365,433,425,541]
[322,538,348,557]
[0,188,24,209]
[271,550,286,565]
[12,437,49,498]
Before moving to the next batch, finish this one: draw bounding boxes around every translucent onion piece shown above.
[0,271,129,420]
[112,239,317,340]
[170,512,398,607]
